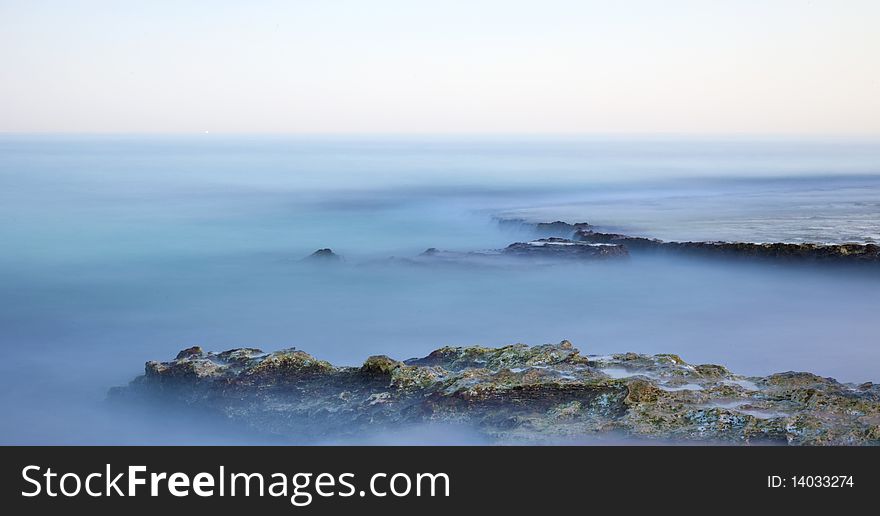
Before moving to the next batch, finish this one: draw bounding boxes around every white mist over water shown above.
[1,135,879,444]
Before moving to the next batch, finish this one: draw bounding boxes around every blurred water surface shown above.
[1,135,878,444]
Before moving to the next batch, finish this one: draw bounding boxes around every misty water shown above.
[1,135,879,444]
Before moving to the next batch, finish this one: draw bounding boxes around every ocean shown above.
[1,135,878,444]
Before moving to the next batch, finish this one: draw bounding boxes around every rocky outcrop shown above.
[572,230,664,251]
[533,220,593,237]
[574,229,880,263]
[502,238,628,259]
[499,218,880,263]
[110,341,880,445]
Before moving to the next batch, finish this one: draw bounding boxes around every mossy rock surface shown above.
[112,340,880,445]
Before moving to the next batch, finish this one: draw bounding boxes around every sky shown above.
[1,0,878,135]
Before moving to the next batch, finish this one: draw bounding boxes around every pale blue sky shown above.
[1,0,878,134]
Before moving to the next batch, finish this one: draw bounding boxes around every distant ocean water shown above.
[1,135,879,444]
[500,175,880,245]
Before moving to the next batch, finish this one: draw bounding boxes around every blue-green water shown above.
[1,135,879,444]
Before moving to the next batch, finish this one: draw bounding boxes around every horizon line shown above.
[2,131,880,141]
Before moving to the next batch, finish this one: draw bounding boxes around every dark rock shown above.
[110,341,880,445]
[534,221,593,237]
[410,239,627,266]
[175,346,204,360]
[496,218,592,238]
[574,230,664,251]
[573,229,880,264]
[304,248,341,261]
[502,238,629,259]
[660,241,880,263]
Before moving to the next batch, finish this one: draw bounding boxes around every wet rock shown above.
[111,341,880,445]
[502,238,629,260]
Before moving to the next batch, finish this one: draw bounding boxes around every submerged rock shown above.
[304,248,342,261]
[110,341,880,445]
[404,239,628,266]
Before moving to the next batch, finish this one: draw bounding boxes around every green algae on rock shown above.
[110,341,880,445]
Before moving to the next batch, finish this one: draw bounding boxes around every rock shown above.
[408,239,627,267]
[175,346,204,360]
[574,230,664,251]
[502,238,629,259]
[304,248,341,261]
[496,218,592,238]
[573,228,880,264]
[655,241,880,264]
[496,220,880,264]
[110,341,880,445]
[360,355,402,376]
[533,221,593,237]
